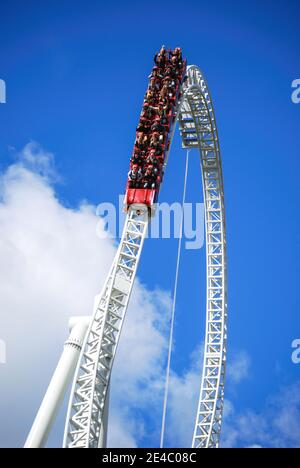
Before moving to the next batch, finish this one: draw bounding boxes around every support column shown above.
[24,317,90,448]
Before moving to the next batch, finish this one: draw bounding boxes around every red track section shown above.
[125,47,187,213]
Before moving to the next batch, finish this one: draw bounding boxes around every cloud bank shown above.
[0,142,171,447]
[0,142,298,449]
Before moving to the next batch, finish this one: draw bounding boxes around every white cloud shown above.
[164,345,203,448]
[271,382,300,447]
[0,143,171,448]
[164,348,252,448]
[16,141,58,181]
[107,409,139,448]
[222,381,300,448]
[1,143,298,449]
[108,286,172,447]
[0,143,252,449]
[227,350,251,384]
[3,144,251,449]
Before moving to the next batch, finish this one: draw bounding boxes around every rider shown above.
[134,133,148,152]
[128,165,143,188]
[149,76,161,92]
[136,118,151,134]
[151,118,167,135]
[170,47,183,67]
[142,102,157,120]
[131,149,144,166]
[149,66,164,81]
[150,133,163,154]
[144,89,158,106]
[146,150,161,171]
[154,45,168,67]
[143,165,157,189]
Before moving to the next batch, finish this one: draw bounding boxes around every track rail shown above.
[63,65,227,449]
[63,206,149,448]
[179,66,227,448]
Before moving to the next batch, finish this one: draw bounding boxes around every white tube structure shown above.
[24,316,90,449]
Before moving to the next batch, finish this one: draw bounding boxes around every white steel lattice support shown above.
[179,66,228,448]
[63,205,149,448]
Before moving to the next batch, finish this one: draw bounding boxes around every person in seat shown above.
[142,134,150,148]
[170,47,183,66]
[150,133,163,153]
[157,101,172,122]
[135,133,144,150]
[168,60,183,82]
[151,143,164,160]
[170,55,179,68]
[128,165,143,188]
[151,118,167,134]
[149,66,164,81]
[143,166,157,189]
[159,45,167,57]
[146,151,161,171]
[158,95,170,112]
[149,76,161,92]
[159,84,169,100]
[144,89,158,106]
[166,85,176,101]
[147,162,159,176]
[135,134,148,152]
[137,119,151,134]
[142,103,157,121]
[163,76,178,94]
[152,129,165,144]
[154,45,168,66]
[131,149,144,166]
[164,65,176,80]
[154,51,167,69]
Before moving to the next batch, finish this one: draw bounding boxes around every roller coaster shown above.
[25,47,227,449]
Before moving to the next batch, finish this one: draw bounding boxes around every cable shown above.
[160,149,190,449]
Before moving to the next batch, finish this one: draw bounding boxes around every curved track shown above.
[63,65,227,449]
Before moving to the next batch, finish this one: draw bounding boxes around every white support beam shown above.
[24,317,90,449]
[179,66,227,448]
[63,205,149,448]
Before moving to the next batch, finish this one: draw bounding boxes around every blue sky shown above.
[0,0,299,448]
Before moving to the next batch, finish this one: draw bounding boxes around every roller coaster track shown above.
[63,65,227,449]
